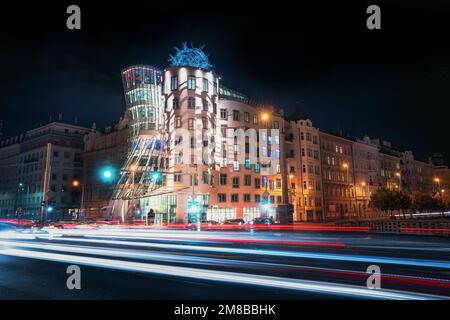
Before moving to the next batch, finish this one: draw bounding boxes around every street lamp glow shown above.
[103,170,112,178]
[361,182,366,187]
[434,177,440,183]
[72,180,80,187]
[396,172,401,177]
[342,163,348,169]
[261,112,270,122]
[46,206,54,212]
[129,164,137,172]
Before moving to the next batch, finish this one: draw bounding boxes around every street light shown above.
[72,180,80,187]
[260,112,270,122]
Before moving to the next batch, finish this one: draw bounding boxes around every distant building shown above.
[81,115,129,219]
[0,122,90,220]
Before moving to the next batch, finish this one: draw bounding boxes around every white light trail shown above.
[0,247,443,300]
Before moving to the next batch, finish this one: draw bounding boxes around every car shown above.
[222,219,245,225]
[251,217,274,225]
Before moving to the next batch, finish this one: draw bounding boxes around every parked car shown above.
[222,219,245,225]
[251,217,274,225]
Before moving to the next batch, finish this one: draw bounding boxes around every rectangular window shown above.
[276,179,281,189]
[244,175,251,186]
[220,109,227,119]
[221,125,227,137]
[244,112,250,123]
[188,97,195,108]
[188,118,194,130]
[253,114,258,125]
[172,98,179,109]
[213,103,217,114]
[202,117,208,129]
[233,110,240,121]
[233,161,240,171]
[255,163,260,173]
[255,178,261,189]
[232,177,239,188]
[245,158,251,169]
[218,193,226,202]
[244,194,251,202]
[203,171,209,184]
[255,194,261,203]
[202,99,209,111]
[220,174,227,185]
[171,76,178,91]
[175,116,182,128]
[203,78,209,92]
[231,194,239,203]
[187,75,196,90]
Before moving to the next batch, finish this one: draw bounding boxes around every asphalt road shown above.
[0,225,449,299]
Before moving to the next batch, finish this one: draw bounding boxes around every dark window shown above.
[171,76,178,91]
[188,97,195,109]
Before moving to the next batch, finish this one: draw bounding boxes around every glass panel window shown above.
[203,78,209,92]
[188,97,195,109]
[171,76,178,91]
[187,75,196,90]
[220,109,227,119]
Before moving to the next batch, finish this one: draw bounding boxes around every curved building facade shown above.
[121,65,164,136]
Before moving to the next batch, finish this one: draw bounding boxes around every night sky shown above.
[1,1,449,163]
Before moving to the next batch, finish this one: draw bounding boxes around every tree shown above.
[411,192,445,212]
[369,188,412,216]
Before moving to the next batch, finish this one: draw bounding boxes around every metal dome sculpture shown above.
[168,42,213,69]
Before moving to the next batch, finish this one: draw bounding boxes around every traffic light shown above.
[99,166,115,183]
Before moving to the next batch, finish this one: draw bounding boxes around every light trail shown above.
[38,234,450,270]
[0,247,443,300]
[2,239,449,289]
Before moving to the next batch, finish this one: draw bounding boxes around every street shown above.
[0,225,449,299]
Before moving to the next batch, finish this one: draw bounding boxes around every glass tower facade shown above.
[121,65,163,136]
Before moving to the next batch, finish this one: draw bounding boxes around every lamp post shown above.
[434,177,441,194]
[342,162,352,219]
[396,172,402,191]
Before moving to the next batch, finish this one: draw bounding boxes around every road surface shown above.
[0,224,449,299]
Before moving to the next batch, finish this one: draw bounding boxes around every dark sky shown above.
[1,1,450,163]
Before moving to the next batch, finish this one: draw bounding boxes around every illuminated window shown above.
[244,112,250,123]
[245,158,251,169]
[175,116,182,128]
[188,118,194,130]
[188,76,196,90]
